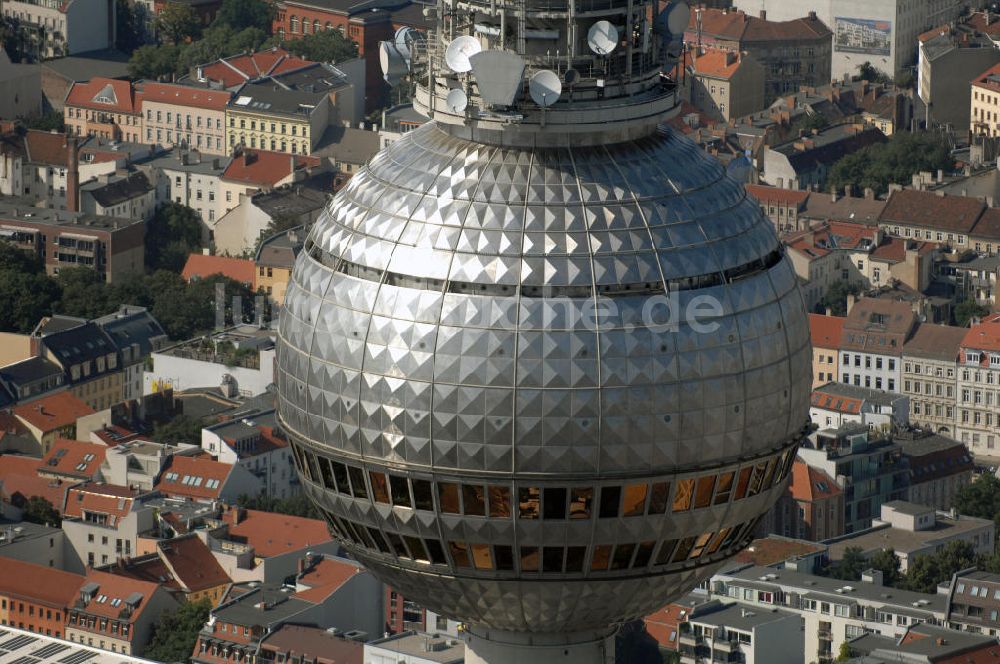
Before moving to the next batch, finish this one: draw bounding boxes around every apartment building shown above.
[1,0,115,59]
[101,440,193,491]
[137,82,231,156]
[901,324,964,434]
[0,558,83,637]
[0,128,80,211]
[897,431,974,511]
[678,601,802,664]
[65,570,178,655]
[188,48,312,90]
[920,23,1000,130]
[0,201,145,282]
[153,454,262,504]
[839,298,917,394]
[255,225,305,306]
[685,48,767,122]
[746,184,809,236]
[878,189,986,251]
[79,172,156,222]
[34,318,124,412]
[64,79,142,144]
[958,314,1000,457]
[810,382,909,431]
[946,570,1000,635]
[136,149,229,239]
[94,305,168,405]
[60,484,157,573]
[0,520,66,569]
[683,8,832,101]
[767,461,844,542]
[201,409,296,500]
[762,124,886,191]
[972,61,1000,139]
[706,564,946,664]
[11,391,99,454]
[786,222,877,310]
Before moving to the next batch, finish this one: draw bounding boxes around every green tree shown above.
[236,493,322,519]
[115,0,145,51]
[156,3,202,44]
[955,299,990,328]
[128,43,184,79]
[954,474,1000,526]
[152,415,204,445]
[903,541,980,593]
[867,548,902,587]
[55,268,115,319]
[144,598,212,663]
[857,61,892,84]
[146,202,203,272]
[0,271,60,333]
[274,28,358,63]
[827,131,953,197]
[21,496,61,527]
[836,641,853,662]
[214,0,274,33]
[830,546,867,581]
[802,113,829,133]
[22,111,64,132]
[816,281,862,317]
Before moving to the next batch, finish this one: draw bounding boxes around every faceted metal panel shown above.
[276,121,812,634]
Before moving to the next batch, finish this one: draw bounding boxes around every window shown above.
[543,487,567,519]
[462,484,486,516]
[599,486,620,518]
[518,487,540,519]
[488,485,511,517]
[622,483,647,516]
[673,479,694,512]
[570,487,593,519]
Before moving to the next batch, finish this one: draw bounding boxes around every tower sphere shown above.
[276,0,812,647]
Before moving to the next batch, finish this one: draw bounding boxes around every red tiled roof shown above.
[825,221,877,249]
[786,235,831,260]
[811,390,863,415]
[65,78,141,114]
[77,569,161,623]
[138,82,232,111]
[0,558,84,608]
[973,61,1000,94]
[40,439,107,480]
[182,254,256,286]
[227,509,332,558]
[919,24,951,42]
[158,535,231,592]
[90,425,142,447]
[962,313,1000,356]
[13,392,95,433]
[871,237,936,263]
[23,130,74,167]
[746,184,809,207]
[690,49,743,80]
[879,189,985,233]
[222,149,321,187]
[809,313,845,350]
[788,461,842,502]
[685,8,831,42]
[971,207,1000,241]
[63,483,138,524]
[198,48,313,88]
[0,454,68,510]
[732,536,826,567]
[644,603,689,650]
[154,455,233,501]
[294,558,362,602]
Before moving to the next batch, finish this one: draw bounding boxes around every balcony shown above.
[680,633,703,647]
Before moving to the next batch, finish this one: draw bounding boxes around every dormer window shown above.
[968,352,982,364]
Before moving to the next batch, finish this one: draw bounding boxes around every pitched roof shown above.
[259,624,363,663]
[23,130,74,167]
[903,323,966,362]
[293,557,364,602]
[40,439,107,480]
[0,454,69,510]
[970,207,1000,241]
[81,171,153,208]
[158,535,231,592]
[154,455,234,501]
[65,78,140,114]
[76,569,161,623]
[63,483,138,524]
[686,8,831,42]
[136,81,232,111]
[689,48,744,80]
[809,313,845,350]
[746,184,809,207]
[810,389,863,415]
[961,313,1000,355]
[181,253,256,286]
[788,461,841,502]
[879,189,985,233]
[227,509,332,557]
[0,558,84,608]
[13,391,95,432]
[222,149,321,187]
[197,48,313,89]
[973,61,1000,94]
[841,298,917,355]
[870,236,936,263]
[732,536,826,567]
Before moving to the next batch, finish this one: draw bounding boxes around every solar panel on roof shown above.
[31,643,70,660]
[7,656,40,664]
[58,651,96,664]
[0,636,37,651]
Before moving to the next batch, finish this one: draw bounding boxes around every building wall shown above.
[142,104,227,156]
[212,194,270,256]
[226,104,325,156]
[0,59,42,119]
[81,185,156,223]
[64,106,141,144]
[839,350,901,392]
[813,345,840,389]
[67,587,176,656]
[957,361,1000,456]
[145,349,275,397]
[901,355,957,434]
[2,0,113,58]
[0,596,69,638]
[0,531,66,570]
[908,472,972,512]
[62,509,153,574]
[152,165,228,240]
[926,48,1000,130]
[257,265,293,305]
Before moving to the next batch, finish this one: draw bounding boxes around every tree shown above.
[214,0,274,33]
[152,415,204,445]
[802,113,829,133]
[275,28,358,63]
[868,548,902,587]
[22,496,61,527]
[156,3,202,44]
[236,493,322,519]
[827,131,954,197]
[146,202,203,272]
[955,299,990,328]
[830,546,867,581]
[0,271,60,333]
[903,541,980,593]
[856,61,892,84]
[836,641,853,662]
[115,0,145,52]
[816,280,862,317]
[955,474,1000,527]
[128,43,184,79]
[144,598,212,663]
[55,268,116,320]
[22,111,64,132]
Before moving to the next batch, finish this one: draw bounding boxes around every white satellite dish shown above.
[446,88,469,113]
[395,26,422,55]
[588,21,619,55]
[664,1,691,35]
[379,41,409,85]
[469,51,525,107]
[528,70,562,107]
[445,36,482,73]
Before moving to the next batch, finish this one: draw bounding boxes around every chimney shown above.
[864,187,875,200]
[808,10,817,20]
[290,155,297,174]
[825,307,833,316]
[66,137,80,213]
[847,293,858,314]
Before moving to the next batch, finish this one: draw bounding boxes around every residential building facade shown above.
[1,0,116,59]
[839,298,916,394]
[678,601,803,664]
[686,48,767,122]
[64,79,142,144]
[901,324,964,434]
[958,314,1000,457]
[898,431,974,511]
[138,82,231,156]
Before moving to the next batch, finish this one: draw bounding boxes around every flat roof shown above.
[366,632,464,663]
[0,519,62,546]
[0,199,139,231]
[825,514,993,558]
[813,381,903,407]
[136,150,229,176]
[688,602,796,632]
[214,585,315,626]
[40,50,131,82]
[0,625,158,664]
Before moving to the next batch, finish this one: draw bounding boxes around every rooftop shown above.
[0,356,64,385]
[39,439,107,480]
[0,199,141,232]
[255,225,306,268]
[0,519,62,547]
[962,314,1000,354]
[137,149,229,176]
[809,313,846,350]
[0,454,69,509]
[0,624,161,664]
[74,569,161,624]
[865,622,1000,663]
[13,391,95,432]
[136,81,232,111]
[80,171,154,208]
[105,534,230,594]
[825,510,993,560]
[802,194,887,226]
[903,323,966,362]
[65,78,140,114]
[221,148,321,187]
[181,253,256,285]
[212,583,316,627]
[39,49,131,82]
[294,555,366,602]
[194,48,314,90]
[732,536,827,567]
[685,8,831,42]
[880,189,986,233]
[313,125,380,166]
[689,48,746,80]
[154,455,233,502]
[788,461,842,503]
[366,632,464,664]
[812,381,904,408]
[745,183,809,207]
[224,508,332,558]
[259,624,362,663]
[771,124,887,171]
[688,601,796,632]
[63,483,140,525]
[0,557,84,608]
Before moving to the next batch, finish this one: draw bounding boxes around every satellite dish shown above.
[446,88,469,113]
[445,36,482,73]
[395,26,422,54]
[528,70,562,107]
[379,41,409,85]
[564,68,579,85]
[663,1,691,35]
[469,51,525,106]
[588,21,619,55]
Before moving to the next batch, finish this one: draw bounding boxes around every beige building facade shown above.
[138,82,231,156]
